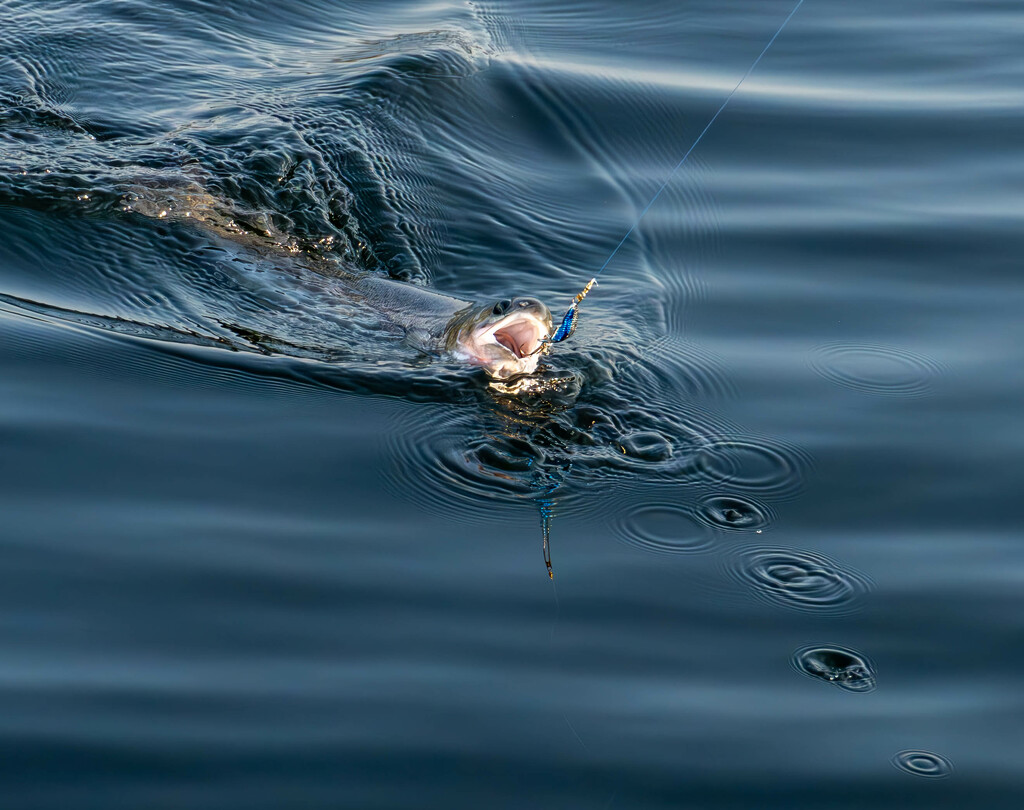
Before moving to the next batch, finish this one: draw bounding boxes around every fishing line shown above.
[529,1,805,576]
[541,0,805,347]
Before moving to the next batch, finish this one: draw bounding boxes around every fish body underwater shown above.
[124,186,554,381]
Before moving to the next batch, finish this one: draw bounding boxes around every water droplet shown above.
[891,750,953,779]
[791,644,876,692]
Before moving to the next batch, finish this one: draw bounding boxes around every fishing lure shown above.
[546,277,596,345]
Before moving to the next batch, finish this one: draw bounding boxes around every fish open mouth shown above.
[490,315,545,358]
[455,299,553,377]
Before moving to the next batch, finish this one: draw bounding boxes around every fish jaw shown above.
[453,307,553,379]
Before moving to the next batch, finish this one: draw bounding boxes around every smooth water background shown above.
[1,1,1022,807]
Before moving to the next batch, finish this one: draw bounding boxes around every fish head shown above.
[448,296,553,378]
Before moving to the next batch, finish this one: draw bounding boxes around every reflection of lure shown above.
[536,277,596,352]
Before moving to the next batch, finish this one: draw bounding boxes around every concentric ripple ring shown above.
[727,546,874,615]
[891,750,954,779]
[696,494,774,532]
[695,438,811,499]
[611,502,714,556]
[810,342,943,397]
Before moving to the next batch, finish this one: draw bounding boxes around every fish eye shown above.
[493,299,512,316]
[515,297,538,309]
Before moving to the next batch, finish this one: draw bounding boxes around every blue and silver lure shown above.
[540,277,596,349]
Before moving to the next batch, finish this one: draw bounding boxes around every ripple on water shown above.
[379,395,601,523]
[791,644,877,693]
[696,494,774,532]
[611,503,713,556]
[695,437,811,500]
[726,546,874,615]
[810,342,943,397]
[641,336,738,402]
[381,409,545,522]
[891,750,954,779]
[618,431,673,461]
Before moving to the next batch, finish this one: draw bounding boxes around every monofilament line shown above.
[593,0,805,279]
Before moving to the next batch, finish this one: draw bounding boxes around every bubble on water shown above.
[696,495,774,531]
[791,644,876,692]
[891,750,953,779]
[611,503,713,556]
[810,343,943,398]
[726,546,874,615]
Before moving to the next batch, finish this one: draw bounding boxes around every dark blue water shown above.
[2,1,1022,807]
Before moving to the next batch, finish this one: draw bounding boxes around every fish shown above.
[347,276,553,379]
[122,183,555,379]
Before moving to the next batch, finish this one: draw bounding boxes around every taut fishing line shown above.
[539,0,805,349]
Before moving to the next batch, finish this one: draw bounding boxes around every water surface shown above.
[1,1,1022,807]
